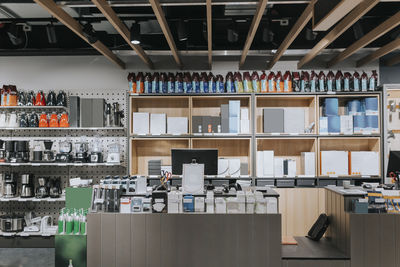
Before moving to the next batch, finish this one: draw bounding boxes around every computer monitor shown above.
[387,151,400,176]
[171,149,218,175]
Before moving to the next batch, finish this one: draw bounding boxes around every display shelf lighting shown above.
[130,23,141,45]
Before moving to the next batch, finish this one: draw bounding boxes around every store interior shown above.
[0,0,400,267]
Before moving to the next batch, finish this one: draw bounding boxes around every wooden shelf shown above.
[191,138,251,176]
[255,95,316,134]
[256,138,317,177]
[130,138,190,176]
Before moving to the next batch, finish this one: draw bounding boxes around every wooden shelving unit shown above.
[129,92,384,185]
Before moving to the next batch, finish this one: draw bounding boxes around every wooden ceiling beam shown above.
[207,0,212,69]
[34,0,125,69]
[91,0,153,69]
[385,54,400,66]
[297,0,379,69]
[149,0,183,68]
[267,1,313,69]
[357,38,400,67]
[239,0,269,68]
[328,11,400,67]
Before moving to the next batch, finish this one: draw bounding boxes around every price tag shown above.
[12,163,20,166]
[42,233,52,237]
[289,133,299,136]
[362,131,372,135]
[2,199,9,202]
[328,175,339,178]
[361,175,371,178]
[271,133,280,136]
[74,163,83,167]
[19,233,29,237]
[31,163,41,166]
[2,233,14,237]
[57,164,67,167]
[18,198,26,202]
[327,91,336,95]
[33,199,41,202]
[105,162,115,166]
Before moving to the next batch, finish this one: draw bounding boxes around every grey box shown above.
[80,98,93,127]
[92,99,105,127]
[276,179,295,187]
[263,109,284,133]
[319,179,337,186]
[221,118,229,133]
[296,179,316,187]
[192,116,203,133]
[211,116,221,133]
[148,160,161,175]
[240,163,248,175]
[69,96,80,127]
[256,179,275,186]
[221,104,229,119]
[210,180,229,186]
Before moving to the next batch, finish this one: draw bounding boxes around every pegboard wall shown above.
[0,90,129,222]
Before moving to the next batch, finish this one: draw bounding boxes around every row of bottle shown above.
[58,208,87,235]
[0,86,67,107]
[0,111,69,128]
[127,70,379,94]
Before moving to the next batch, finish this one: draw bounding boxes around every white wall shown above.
[0,55,380,92]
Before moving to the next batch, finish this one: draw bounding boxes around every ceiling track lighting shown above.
[82,22,98,44]
[177,20,188,42]
[46,23,57,44]
[130,23,141,45]
[6,23,23,46]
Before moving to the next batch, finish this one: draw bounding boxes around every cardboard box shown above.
[240,108,249,120]
[350,151,379,176]
[353,115,366,134]
[218,158,229,176]
[320,151,348,176]
[324,98,339,116]
[366,115,378,133]
[132,112,150,134]
[301,152,315,176]
[364,97,378,115]
[150,113,166,135]
[328,115,340,133]
[228,158,241,177]
[263,109,284,133]
[263,150,274,177]
[256,151,264,177]
[284,108,305,133]
[228,100,241,117]
[340,115,353,135]
[229,116,240,133]
[348,100,362,116]
[167,117,188,134]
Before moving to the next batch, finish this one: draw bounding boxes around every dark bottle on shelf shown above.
[335,70,343,92]
[226,72,234,93]
[183,72,192,93]
[175,72,184,93]
[46,90,57,106]
[200,72,209,93]
[152,72,160,93]
[167,72,175,93]
[310,71,317,92]
[160,72,168,94]
[144,72,152,94]
[326,71,335,92]
[56,91,67,107]
[353,71,360,92]
[192,72,200,93]
[216,74,224,93]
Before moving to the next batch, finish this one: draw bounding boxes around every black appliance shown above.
[15,141,29,163]
[56,91,67,107]
[49,177,61,198]
[43,140,55,162]
[28,112,39,127]
[36,177,48,198]
[0,140,5,162]
[46,91,57,106]
[56,141,72,162]
[5,141,16,163]
[171,148,218,175]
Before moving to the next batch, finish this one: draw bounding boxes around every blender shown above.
[89,139,103,163]
[42,140,55,162]
[56,140,72,162]
[74,142,89,163]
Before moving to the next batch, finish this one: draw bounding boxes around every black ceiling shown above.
[0,1,399,55]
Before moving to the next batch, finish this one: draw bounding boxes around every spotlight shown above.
[82,23,98,44]
[7,23,23,46]
[46,23,57,44]
[305,27,317,41]
[130,23,141,45]
[177,20,188,41]
[227,21,238,43]
[352,21,364,40]
[262,27,274,43]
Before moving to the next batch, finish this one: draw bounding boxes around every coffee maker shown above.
[15,141,29,163]
[5,141,16,163]
[20,174,34,198]
[112,102,124,127]
[49,177,61,198]
[89,139,103,163]
[4,173,17,198]
[32,140,43,162]
[56,141,72,162]
[36,177,48,198]
[43,140,55,162]
[74,142,88,163]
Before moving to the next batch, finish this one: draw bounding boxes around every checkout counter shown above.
[325,186,400,267]
[87,189,282,267]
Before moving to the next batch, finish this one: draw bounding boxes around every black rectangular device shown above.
[171,149,218,175]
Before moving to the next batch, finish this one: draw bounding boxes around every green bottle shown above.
[80,209,87,235]
[57,208,65,234]
[73,209,80,235]
[65,209,73,235]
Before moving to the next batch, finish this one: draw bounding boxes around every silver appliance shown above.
[3,173,17,198]
[20,174,34,198]
[36,177,48,198]
[0,215,24,232]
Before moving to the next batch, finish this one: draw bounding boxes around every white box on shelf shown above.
[263,150,274,177]
[288,159,296,177]
[340,115,353,135]
[229,100,241,117]
[284,108,305,134]
[229,158,241,177]
[240,119,250,134]
[246,191,255,214]
[301,152,315,176]
[136,176,147,194]
[168,191,180,213]
[167,117,188,134]
[240,108,249,120]
[132,112,149,134]
[215,198,226,214]
[120,198,131,213]
[229,116,240,133]
[205,191,214,213]
[320,151,348,176]
[150,113,166,135]
[218,158,229,177]
[319,117,328,134]
[350,151,379,176]
[274,158,284,177]
[195,197,205,212]
[266,197,278,214]
[256,151,264,177]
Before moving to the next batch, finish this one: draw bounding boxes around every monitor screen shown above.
[387,151,400,177]
[171,149,218,175]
